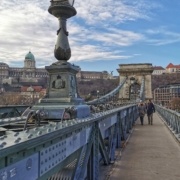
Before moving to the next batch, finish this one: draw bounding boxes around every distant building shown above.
[152,66,165,75]
[166,63,180,73]
[76,70,114,80]
[0,52,48,82]
[153,84,180,108]
[0,52,115,84]
[21,85,46,104]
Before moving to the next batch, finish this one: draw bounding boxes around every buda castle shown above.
[0,52,48,84]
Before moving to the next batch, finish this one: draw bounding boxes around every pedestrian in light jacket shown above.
[138,102,146,125]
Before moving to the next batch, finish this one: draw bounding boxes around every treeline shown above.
[152,73,180,90]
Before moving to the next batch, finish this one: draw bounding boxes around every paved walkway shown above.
[108,113,180,180]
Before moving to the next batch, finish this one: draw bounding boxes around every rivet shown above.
[0,135,7,140]
[14,132,19,137]
[14,137,21,143]
[25,129,29,133]
[27,134,33,139]
[37,131,42,136]
[0,144,4,148]
[0,142,6,148]
[54,126,58,130]
[47,128,51,133]
[34,127,38,131]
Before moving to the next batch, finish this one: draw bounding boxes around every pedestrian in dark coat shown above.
[147,99,155,125]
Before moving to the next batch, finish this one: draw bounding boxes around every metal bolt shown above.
[14,137,21,143]
[27,134,33,139]
[34,127,38,131]
[25,129,29,133]
[0,135,7,140]
[37,131,42,136]
[14,132,19,137]
[0,142,7,148]
[47,128,51,133]
[54,126,58,130]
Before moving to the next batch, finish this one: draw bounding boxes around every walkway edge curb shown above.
[157,112,180,145]
[104,126,135,180]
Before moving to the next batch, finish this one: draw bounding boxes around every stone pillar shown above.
[117,63,153,102]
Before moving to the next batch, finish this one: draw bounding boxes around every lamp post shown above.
[130,77,136,85]
[97,90,99,99]
[27,86,35,105]
[48,0,76,61]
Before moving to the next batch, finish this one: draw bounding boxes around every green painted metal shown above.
[0,105,138,179]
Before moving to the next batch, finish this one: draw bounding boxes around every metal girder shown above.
[0,106,28,119]
[116,112,122,148]
[109,124,118,162]
[87,122,99,180]
[0,104,139,179]
[98,128,110,165]
[73,125,95,180]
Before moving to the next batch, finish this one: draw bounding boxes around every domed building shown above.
[0,52,48,82]
[24,51,36,69]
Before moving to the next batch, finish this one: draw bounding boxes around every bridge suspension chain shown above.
[139,76,145,101]
[87,77,127,105]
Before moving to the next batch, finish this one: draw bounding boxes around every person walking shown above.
[147,99,155,125]
[138,101,146,125]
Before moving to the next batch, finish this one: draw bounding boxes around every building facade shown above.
[152,66,165,75]
[166,63,180,73]
[0,52,114,83]
[0,52,48,82]
[76,70,113,80]
[153,84,180,108]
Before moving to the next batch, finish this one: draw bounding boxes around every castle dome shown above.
[25,51,35,61]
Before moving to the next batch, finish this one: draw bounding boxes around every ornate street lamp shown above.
[68,0,75,6]
[97,90,99,98]
[48,0,77,61]
[130,77,136,85]
[32,1,90,120]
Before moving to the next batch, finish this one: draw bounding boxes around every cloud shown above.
[145,28,180,45]
[69,44,132,62]
[74,0,156,25]
[0,0,159,68]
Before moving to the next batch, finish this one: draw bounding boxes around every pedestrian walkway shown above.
[108,113,180,180]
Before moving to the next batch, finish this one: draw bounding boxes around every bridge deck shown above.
[106,113,180,180]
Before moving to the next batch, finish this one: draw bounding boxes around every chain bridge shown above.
[0,1,180,180]
[0,71,180,180]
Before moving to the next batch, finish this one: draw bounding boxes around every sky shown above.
[0,0,180,76]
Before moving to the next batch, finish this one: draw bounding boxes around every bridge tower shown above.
[117,63,153,102]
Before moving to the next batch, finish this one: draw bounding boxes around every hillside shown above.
[77,73,180,98]
[77,78,119,97]
[152,73,180,90]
